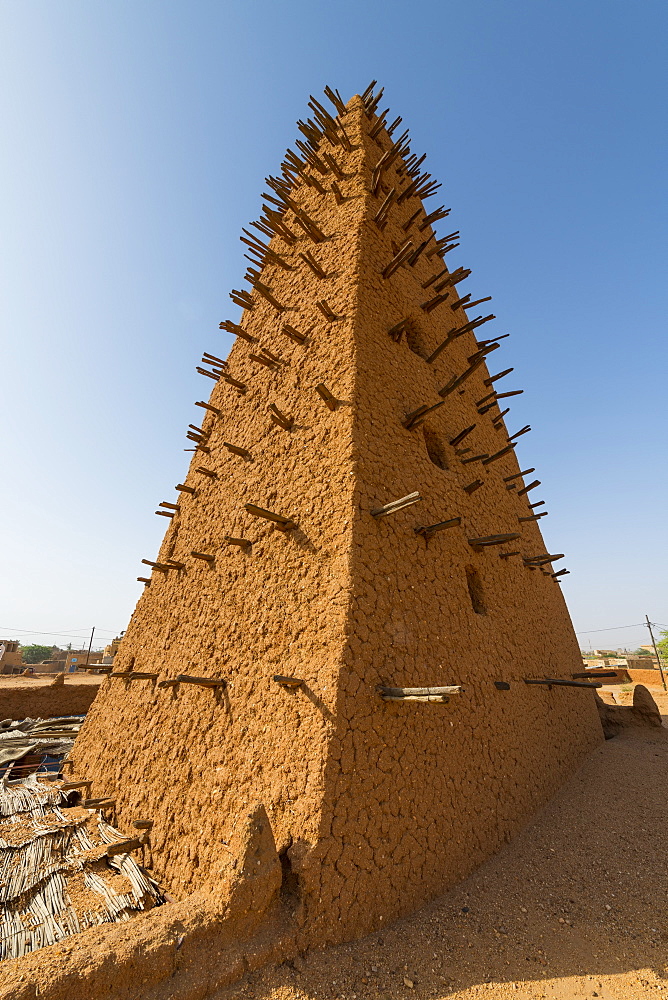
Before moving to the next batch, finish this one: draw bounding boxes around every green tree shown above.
[633,648,652,656]
[657,631,668,663]
[20,644,53,664]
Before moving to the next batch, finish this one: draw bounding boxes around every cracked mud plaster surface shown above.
[71,95,602,948]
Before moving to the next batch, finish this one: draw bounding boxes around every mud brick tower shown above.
[72,84,602,947]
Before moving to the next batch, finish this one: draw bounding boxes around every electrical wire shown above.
[575,622,647,634]
[0,626,120,641]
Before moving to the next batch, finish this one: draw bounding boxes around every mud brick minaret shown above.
[72,84,602,947]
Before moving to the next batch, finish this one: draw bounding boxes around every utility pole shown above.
[85,626,95,667]
[645,615,666,691]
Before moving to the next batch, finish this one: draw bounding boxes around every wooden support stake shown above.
[323,151,345,179]
[106,838,142,857]
[225,536,251,549]
[370,492,421,517]
[463,480,484,494]
[388,319,410,342]
[427,314,496,364]
[379,685,463,696]
[137,577,151,584]
[316,299,341,321]
[191,551,215,562]
[524,678,601,690]
[245,503,296,530]
[374,189,396,226]
[407,240,431,267]
[420,291,450,314]
[494,681,511,690]
[195,467,218,479]
[468,533,521,549]
[403,399,445,430]
[418,205,451,231]
[223,442,251,458]
[499,551,520,560]
[273,675,304,689]
[250,353,276,368]
[516,479,541,496]
[414,517,461,537]
[450,293,472,310]
[219,320,256,342]
[299,251,327,278]
[455,295,492,312]
[252,282,285,312]
[402,208,422,232]
[503,468,535,483]
[482,444,516,466]
[519,513,548,521]
[461,453,489,465]
[315,383,339,410]
[484,367,514,387]
[382,241,414,279]
[438,356,488,399]
[141,560,173,571]
[378,685,463,703]
[202,352,227,368]
[175,484,197,494]
[176,674,226,688]
[282,324,307,344]
[230,289,254,310]
[449,425,476,447]
[508,425,531,442]
[269,403,294,430]
[155,510,174,518]
[493,408,510,426]
[61,780,93,792]
[220,373,247,392]
[133,819,154,830]
[572,671,618,679]
[195,402,222,418]
[422,267,448,289]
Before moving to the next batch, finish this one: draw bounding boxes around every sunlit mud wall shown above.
[72,93,602,947]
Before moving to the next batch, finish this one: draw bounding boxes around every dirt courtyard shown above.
[212,693,668,1000]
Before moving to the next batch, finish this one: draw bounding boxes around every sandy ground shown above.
[212,692,668,1000]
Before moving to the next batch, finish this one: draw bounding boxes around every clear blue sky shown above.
[0,0,666,653]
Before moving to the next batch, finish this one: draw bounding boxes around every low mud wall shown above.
[0,679,102,721]
[628,668,667,688]
[0,805,297,1000]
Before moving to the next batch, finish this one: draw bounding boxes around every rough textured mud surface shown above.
[211,725,668,1000]
[68,91,602,960]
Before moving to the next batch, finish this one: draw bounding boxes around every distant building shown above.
[101,635,123,666]
[27,648,103,674]
[0,641,23,674]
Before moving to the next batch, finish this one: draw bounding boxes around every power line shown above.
[575,622,647,634]
[0,626,120,641]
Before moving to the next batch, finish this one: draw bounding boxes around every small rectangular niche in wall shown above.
[465,566,486,615]
[422,427,449,470]
[405,320,429,359]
